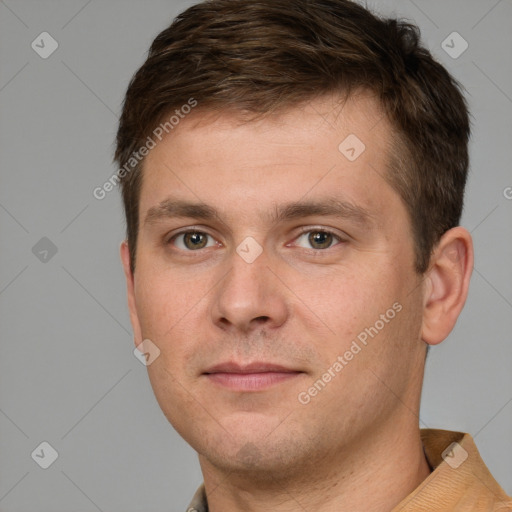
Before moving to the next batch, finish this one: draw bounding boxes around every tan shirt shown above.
[186,429,512,511]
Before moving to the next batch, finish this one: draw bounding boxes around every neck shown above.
[200,421,432,512]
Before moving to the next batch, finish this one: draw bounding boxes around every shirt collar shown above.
[186,429,511,511]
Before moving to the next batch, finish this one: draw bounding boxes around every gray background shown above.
[0,0,511,510]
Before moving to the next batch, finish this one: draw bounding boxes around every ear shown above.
[120,240,143,347]
[421,227,474,345]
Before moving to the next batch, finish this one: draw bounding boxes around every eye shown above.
[169,231,217,251]
[294,229,343,250]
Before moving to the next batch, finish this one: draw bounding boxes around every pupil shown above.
[309,231,331,249]
[186,232,206,249]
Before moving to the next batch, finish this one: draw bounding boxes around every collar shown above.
[187,429,512,511]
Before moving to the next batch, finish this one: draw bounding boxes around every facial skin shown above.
[121,93,473,511]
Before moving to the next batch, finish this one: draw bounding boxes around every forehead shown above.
[149,92,389,165]
[139,92,400,226]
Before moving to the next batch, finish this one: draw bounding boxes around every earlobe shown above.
[120,240,143,346]
[421,227,474,345]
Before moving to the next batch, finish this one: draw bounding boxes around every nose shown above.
[210,242,290,334]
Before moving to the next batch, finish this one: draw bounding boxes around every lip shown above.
[205,361,298,374]
[203,361,303,391]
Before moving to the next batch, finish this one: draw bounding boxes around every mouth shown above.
[203,362,304,391]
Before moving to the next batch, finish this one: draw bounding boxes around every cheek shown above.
[298,265,393,348]
[133,268,213,375]
[135,267,202,334]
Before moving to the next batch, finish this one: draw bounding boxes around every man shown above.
[115,0,512,510]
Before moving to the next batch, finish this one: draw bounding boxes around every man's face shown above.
[122,93,427,477]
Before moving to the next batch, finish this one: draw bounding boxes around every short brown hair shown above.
[115,0,470,275]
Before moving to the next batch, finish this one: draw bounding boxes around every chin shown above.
[194,418,316,480]
[203,440,301,479]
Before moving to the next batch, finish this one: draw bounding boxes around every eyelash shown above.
[166,227,345,252]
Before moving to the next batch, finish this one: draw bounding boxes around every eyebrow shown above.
[143,197,375,228]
